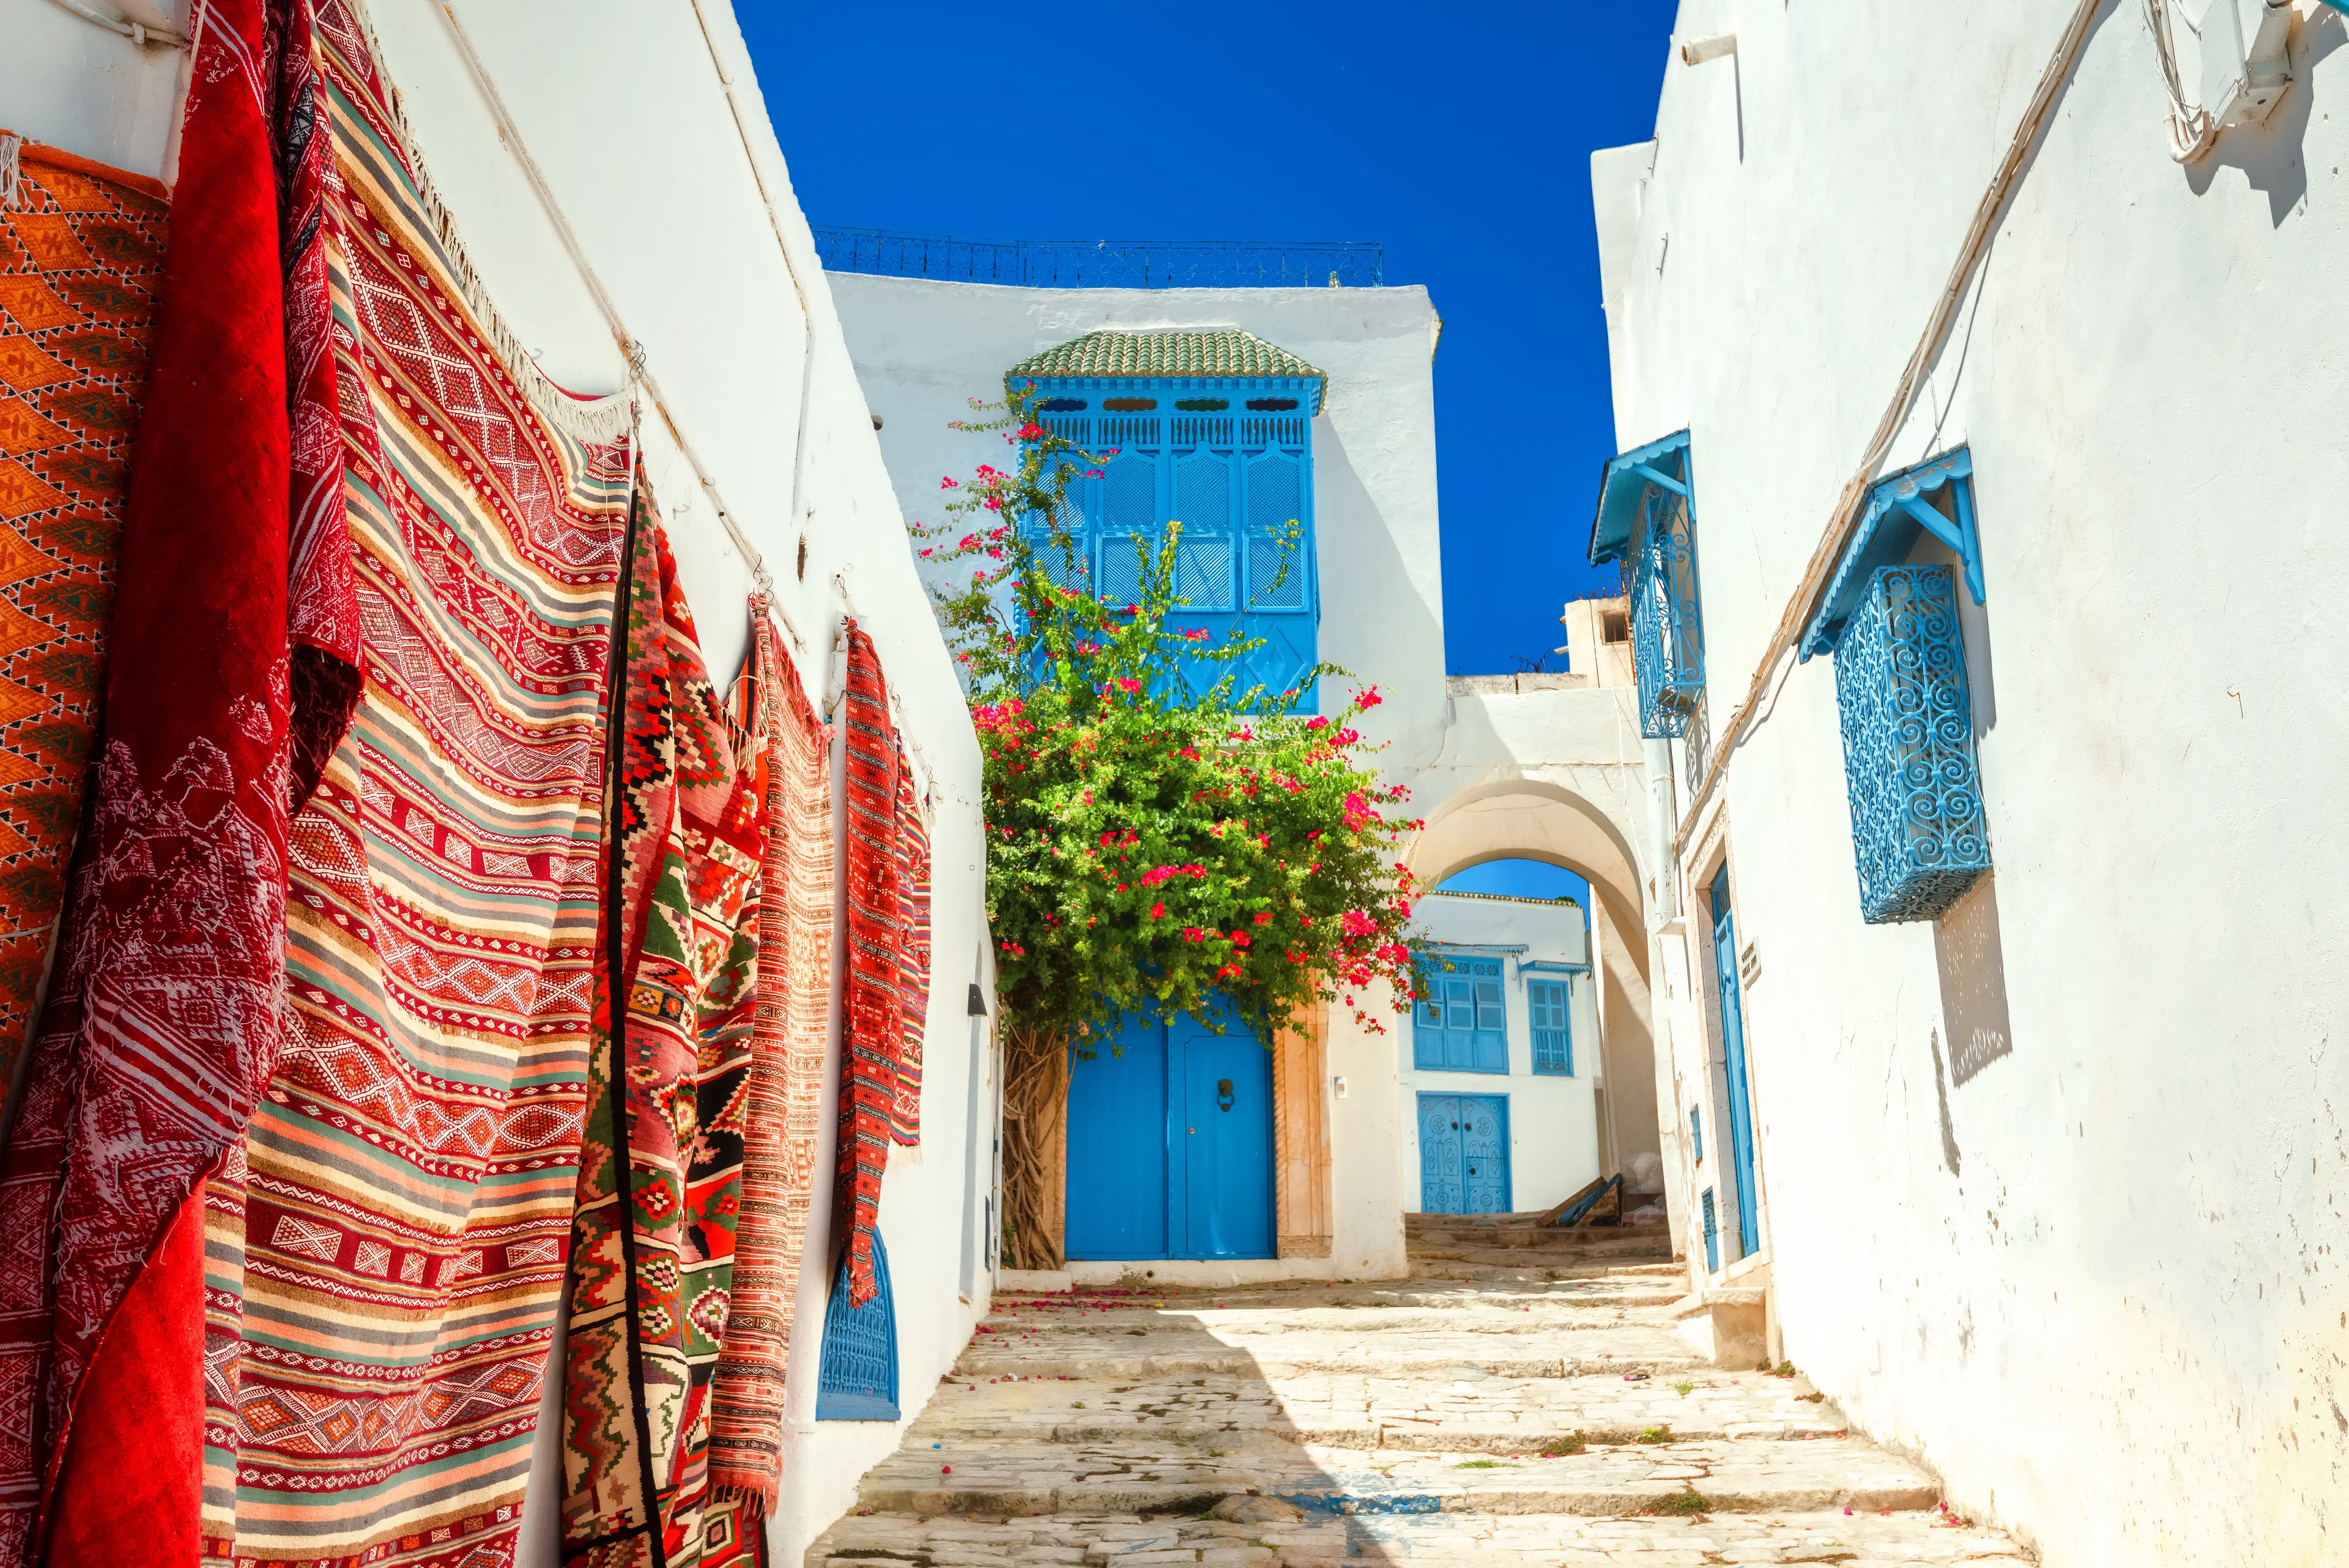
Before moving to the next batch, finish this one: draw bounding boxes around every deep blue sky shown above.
[746,5,1677,677]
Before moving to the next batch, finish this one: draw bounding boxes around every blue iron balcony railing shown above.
[812,226,1384,289]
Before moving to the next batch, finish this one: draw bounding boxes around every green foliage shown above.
[914,389,1422,1044]
[1642,1490,1708,1517]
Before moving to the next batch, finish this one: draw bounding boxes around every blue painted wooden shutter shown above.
[1528,980,1572,1074]
[1701,1188,1720,1273]
[814,1232,899,1420]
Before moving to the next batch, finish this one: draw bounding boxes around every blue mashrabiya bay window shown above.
[1800,447,1991,924]
[1587,429,1702,739]
[1414,951,1508,1073]
[1011,329,1324,710]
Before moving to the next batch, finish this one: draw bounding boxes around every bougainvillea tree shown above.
[914,389,1423,1266]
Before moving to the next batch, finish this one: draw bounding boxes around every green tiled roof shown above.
[1008,329,1324,385]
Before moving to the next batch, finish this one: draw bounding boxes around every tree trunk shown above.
[999,1017,1069,1270]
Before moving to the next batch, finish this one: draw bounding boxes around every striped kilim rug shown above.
[703,606,833,1522]
[204,2,634,1564]
[834,622,901,1307]
[560,512,767,1568]
[886,765,931,1146]
[0,134,162,1079]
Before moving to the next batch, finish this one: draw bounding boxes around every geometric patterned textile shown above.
[202,2,634,1564]
[0,0,344,1550]
[561,512,767,1568]
[834,621,902,1308]
[704,606,834,1517]
[0,135,162,1080]
[886,765,931,1146]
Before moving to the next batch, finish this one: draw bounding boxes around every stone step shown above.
[1406,1225,1660,1252]
[1406,1260,1677,1285]
[809,1507,2026,1566]
[951,1323,1704,1381]
[1408,1236,1674,1264]
[974,1304,1676,1339]
[850,1434,1940,1519]
[900,1367,1846,1451]
[984,1279,1688,1322]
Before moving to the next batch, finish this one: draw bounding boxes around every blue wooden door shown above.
[1417,1094,1464,1213]
[1064,1004,1272,1260]
[1417,1093,1510,1214]
[1172,1010,1274,1259]
[1709,867,1761,1259]
[1460,1095,1510,1214]
[1064,1014,1168,1259]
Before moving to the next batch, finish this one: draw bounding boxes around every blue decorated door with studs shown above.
[1064,1000,1273,1260]
[1417,1093,1511,1215]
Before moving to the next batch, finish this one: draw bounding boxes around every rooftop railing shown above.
[812,226,1384,289]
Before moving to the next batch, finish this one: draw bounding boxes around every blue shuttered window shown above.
[1026,386,1318,708]
[1413,954,1507,1074]
[1690,1107,1703,1163]
[1527,980,1572,1076]
[814,1232,899,1421]
[1701,1187,1720,1274]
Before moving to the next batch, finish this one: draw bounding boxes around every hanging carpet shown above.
[834,622,902,1307]
[0,0,362,1556]
[201,0,634,1563]
[703,606,834,1519]
[560,513,768,1568]
[886,765,930,1146]
[0,135,163,1080]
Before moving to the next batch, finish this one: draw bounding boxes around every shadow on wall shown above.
[2183,5,2345,226]
[1934,871,2014,1089]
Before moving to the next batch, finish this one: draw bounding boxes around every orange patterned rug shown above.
[0,134,164,1079]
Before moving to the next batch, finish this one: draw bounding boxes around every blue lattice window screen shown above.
[1689,1107,1703,1163]
[1527,980,1572,1076]
[814,1232,899,1420]
[1015,382,1316,708]
[1832,563,1991,923]
[1413,955,1507,1073]
[1624,475,1704,738]
[1701,1187,1720,1274]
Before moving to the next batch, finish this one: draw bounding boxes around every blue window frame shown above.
[1527,979,1572,1076]
[814,1232,899,1421]
[1412,954,1507,1073]
[1587,431,1702,738]
[1017,352,1324,710]
[1802,451,1991,924]
[1701,1187,1720,1274]
[1689,1106,1703,1163]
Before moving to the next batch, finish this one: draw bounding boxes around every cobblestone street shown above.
[809,1238,2032,1565]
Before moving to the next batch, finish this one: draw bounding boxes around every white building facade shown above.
[831,270,1671,1281]
[1595,2,2349,1562]
[1398,891,1605,1217]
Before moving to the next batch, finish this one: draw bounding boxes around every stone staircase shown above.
[1403,1208,1675,1279]
[805,1264,2032,1565]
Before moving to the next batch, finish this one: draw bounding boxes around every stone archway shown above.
[1405,779,1664,1218]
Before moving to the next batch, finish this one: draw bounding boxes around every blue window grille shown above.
[1700,1187,1720,1274]
[1797,451,1991,924]
[1527,980,1572,1076]
[1586,431,1702,738]
[814,1232,899,1421]
[1690,1107,1703,1163]
[1018,360,1323,710]
[1412,954,1507,1073]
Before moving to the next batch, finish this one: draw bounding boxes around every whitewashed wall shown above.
[1603,2,2349,1561]
[1399,893,1602,1214]
[13,5,993,1565]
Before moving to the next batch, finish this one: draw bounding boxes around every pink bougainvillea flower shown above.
[1182,927,1206,942]
[1340,910,1378,938]
[1254,912,1272,924]
[1305,716,1330,730]
[1183,628,1210,641]
[1150,902,1167,919]
[1355,686,1383,708]
[1115,678,1141,694]
[940,476,959,489]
